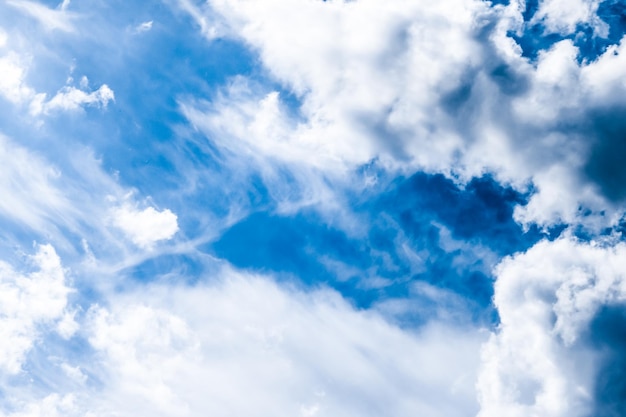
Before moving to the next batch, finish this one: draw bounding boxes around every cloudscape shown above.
[0,0,626,416]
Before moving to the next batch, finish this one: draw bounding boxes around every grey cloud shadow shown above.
[584,106,626,203]
[587,304,626,417]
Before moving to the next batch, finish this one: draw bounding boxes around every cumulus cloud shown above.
[0,244,74,374]
[41,84,114,113]
[0,51,40,106]
[0,30,114,116]
[169,4,626,413]
[181,0,485,174]
[528,0,608,36]
[176,0,626,230]
[111,203,179,249]
[0,52,114,116]
[2,1,626,416]
[477,236,626,416]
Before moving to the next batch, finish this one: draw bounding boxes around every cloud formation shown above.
[6,0,76,32]
[0,244,73,374]
[3,268,482,417]
[178,0,626,231]
[1,0,626,416]
[41,84,114,113]
[111,203,179,248]
[478,235,626,416]
[0,35,114,116]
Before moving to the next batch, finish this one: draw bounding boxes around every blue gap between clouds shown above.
[206,172,548,323]
[31,0,261,202]
[43,0,307,238]
[508,0,626,62]
[3,0,309,262]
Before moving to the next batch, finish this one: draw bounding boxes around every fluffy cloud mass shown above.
[111,203,179,248]
[479,236,626,417]
[1,0,626,416]
[0,244,73,374]
[182,0,626,230]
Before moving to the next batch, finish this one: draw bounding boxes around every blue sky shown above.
[1,0,626,416]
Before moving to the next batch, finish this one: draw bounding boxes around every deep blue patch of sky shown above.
[210,172,547,323]
[508,0,626,62]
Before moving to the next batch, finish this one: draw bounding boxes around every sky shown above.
[0,0,626,416]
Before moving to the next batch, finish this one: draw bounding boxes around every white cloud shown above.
[178,0,490,217]
[0,21,115,118]
[0,244,73,374]
[0,130,180,270]
[177,0,626,230]
[185,0,485,175]
[59,0,71,12]
[81,270,485,417]
[0,135,76,233]
[59,363,87,385]
[477,236,626,416]
[41,84,114,113]
[0,44,114,116]
[79,75,88,89]
[529,0,608,36]
[0,51,38,105]
[181,78,357,218]
[2,394,83,417]
[0,29,7,48]
[2,1,626,416]
[173,0,226,39]
[0,261,485,417]
[134,20,153,33]
[0,238,482,417]
[111,203,179,249]
[6,0,76,32]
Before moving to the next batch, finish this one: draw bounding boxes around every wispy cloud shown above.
[59,0,71,12]
[0,43,114,116]
[6,0,76,32]
[134,20,153,33]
